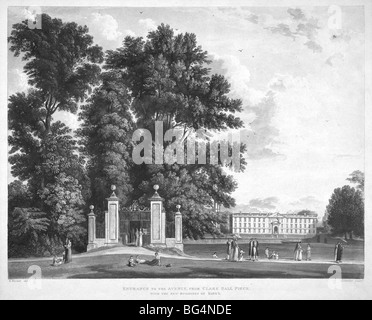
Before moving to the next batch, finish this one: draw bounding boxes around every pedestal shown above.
[150,186,166,246]
[87,210,97,251]
[175,205,183,251]
[105,192,120,245]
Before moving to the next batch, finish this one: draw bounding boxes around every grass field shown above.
[184,242,365,263]
[8,242,364,280]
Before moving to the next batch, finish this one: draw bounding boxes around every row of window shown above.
[234,218,316,224]
[233,229,316,234]
[234,224,316,229]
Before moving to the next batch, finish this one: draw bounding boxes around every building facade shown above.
[230,212,318,237]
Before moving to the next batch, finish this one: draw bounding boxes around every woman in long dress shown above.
[138,229,143,247]
[145,252,161,266]
[306,244,312,261]
[294,242,299,261]
[298,248,303,261]
[230,239,238,262]
[334,243,339,262]
[64,239,72,264]
[135,229,140,247]
[233,240,239,262]
[336,243,344,263]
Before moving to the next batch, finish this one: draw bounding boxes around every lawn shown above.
[183,242,364,263]
[8,250,364,280]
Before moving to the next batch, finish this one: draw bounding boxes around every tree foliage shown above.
[347,170,364,193]
[104,25,245,238]
[327,185,364,238]
[78,71,134,215]
[8,14,102,256]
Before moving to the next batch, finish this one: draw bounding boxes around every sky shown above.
[7,6,365,219]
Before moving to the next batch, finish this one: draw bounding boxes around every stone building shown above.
[230,212,318,237]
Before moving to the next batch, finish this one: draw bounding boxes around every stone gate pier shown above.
[87,185,184,252]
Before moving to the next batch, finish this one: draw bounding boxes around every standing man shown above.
[294,241,302,261]
[248,239,253,260]
[252,239,258,261]
[336,242,344,263]
[226,239,232,260]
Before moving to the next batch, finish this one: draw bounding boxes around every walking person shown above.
[294,241,302,261]
[306,244,312,261]
[138,229,144,247]
[248,239,253,260]
[226,239,232,260]
[234,239,240,261]
[334,242,340,262]
[135,229,140,247]
[252,239,258,261]
[230,238,239,262]
[64,238,72,264]
[335,242,344,263]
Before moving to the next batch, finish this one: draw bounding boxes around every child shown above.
[128,256,136,267]
[238,249,245,262]
[265,248,270,259]
[52,255,64,267]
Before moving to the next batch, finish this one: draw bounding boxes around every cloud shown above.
[290,196,324,213]
[227,197,280,213]
[249,197,280,210]
[210,54,282,160]
[241,92,282,160]
[139,18,157,31]
[91,13,123,41]
[326,53,345,67]
[304,40,323,53]
[23,8,38,21]
[265,8,323,53]
[8,68,29,95]
[288,8,306,21]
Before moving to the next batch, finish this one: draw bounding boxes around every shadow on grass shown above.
[67,263,365,279]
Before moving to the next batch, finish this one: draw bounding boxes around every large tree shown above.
[78,71,134,216]
[8,14,103,189]
[327,185,364,239]
[8,14,103,254]
[104,25,246,238]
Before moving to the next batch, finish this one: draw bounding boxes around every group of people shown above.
[293,242,312,261]
[128,252,170,268]
[265,248,280,260]
[134,229,144,247]
[52,238,72,267]
[225,238,259,262]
